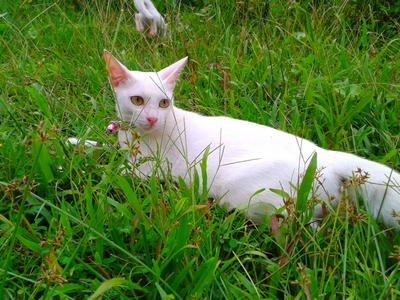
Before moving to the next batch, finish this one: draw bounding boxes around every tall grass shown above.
[0,0,399,298]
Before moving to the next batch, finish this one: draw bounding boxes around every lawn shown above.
[1,0,400,298]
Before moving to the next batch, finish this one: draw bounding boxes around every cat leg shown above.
[135,13,145,32]
[149,18,158,37]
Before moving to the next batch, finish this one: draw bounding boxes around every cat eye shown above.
[159,99,170,108]
[130,96,144,106]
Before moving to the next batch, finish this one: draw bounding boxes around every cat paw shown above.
[149,30,157,37]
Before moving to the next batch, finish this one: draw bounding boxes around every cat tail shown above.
[332,151,400,228]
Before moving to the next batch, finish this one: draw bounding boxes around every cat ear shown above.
[104,50,131,88]
[158,57,188,90]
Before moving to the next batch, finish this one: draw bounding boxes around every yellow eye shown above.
[130,96,144,106]
[159,99,170,108]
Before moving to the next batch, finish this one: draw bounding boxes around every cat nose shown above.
[146,117,158,125]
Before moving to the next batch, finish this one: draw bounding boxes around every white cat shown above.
[134,0,166,37]
[104,50,400,228]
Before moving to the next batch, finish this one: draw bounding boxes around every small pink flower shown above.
[106,121,120,134]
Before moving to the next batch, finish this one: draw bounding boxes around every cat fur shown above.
[104,50,400,228]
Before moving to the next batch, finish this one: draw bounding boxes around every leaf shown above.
[174,196,188,216]
[0,214,13,227]
[43,248,63,273]
[245,250,268,260]
[156,282,168,299]
[193,168,200,199]
[235,271,258,296]
[229,239,238,248]
[106,196,133,219]
[31,139,54,184]
[26,84,52,118]
[16,233,46,256]
[155,283,175,300]
[305,12,314,42]
[50,284,86,296]
[171,258,196,289]
[340,46,348,69]
[297,153,317,214]
[60,202,73,238]
[190,257,219,295]
[380,149,399,163]
[200,146,210,201]
[88,278,130,300]
[270,188,290,199]
[115,176,143,220]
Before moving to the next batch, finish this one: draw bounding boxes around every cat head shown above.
[104,50,187,133]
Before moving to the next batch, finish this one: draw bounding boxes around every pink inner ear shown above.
[109,66,128,88]
[158,57,188,88]
[159,67,175,81]
[104,51,130,88]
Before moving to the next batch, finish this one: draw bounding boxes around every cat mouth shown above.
[123,120,157,132]
[144,124,156,131]
[121,119,147,130]
[136,122,156,132]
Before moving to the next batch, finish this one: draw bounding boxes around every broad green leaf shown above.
[297,153,317,214]
[270,188,290,199]
[26,84,52,118]
[88,278,130,300]
[31,139,54,184]
[235,271,258,296]
[190,257,219,296]
[16,234,46,256]
[115,176,143,220]
[200,146,210,201]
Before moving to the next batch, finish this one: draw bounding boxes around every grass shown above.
[1,0,400,298]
